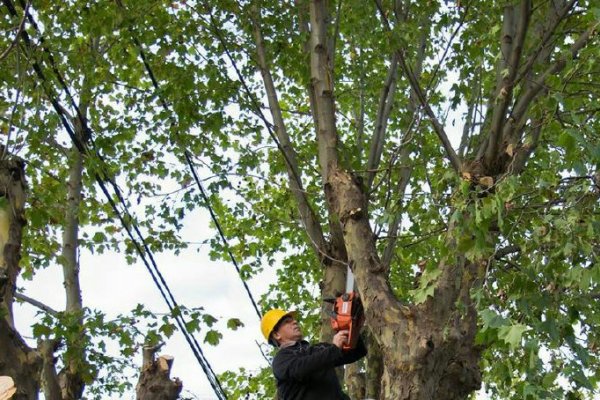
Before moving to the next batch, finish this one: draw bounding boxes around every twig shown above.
[0,0,30,62]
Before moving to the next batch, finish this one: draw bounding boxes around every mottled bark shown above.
[39,340,61,400]
[364,330,383,399]
[344,360,365,400]
[0,157,41,400]
[326,168,483,399]
[56,146,85,400]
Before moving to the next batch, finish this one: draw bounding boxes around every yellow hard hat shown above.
[260,309,297,341]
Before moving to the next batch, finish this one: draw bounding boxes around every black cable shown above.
[127,30,263,321]
[198,1,311,212]
[5,2,227,398]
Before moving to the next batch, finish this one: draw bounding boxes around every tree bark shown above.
[55,145,85,400]
[0,157,42,400]
[326,168,483,399]
[344,360,365,400]
[136,346,182,400]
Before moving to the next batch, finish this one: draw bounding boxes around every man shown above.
[261,309,367,400]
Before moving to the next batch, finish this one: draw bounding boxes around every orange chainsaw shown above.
[327,267,364,351]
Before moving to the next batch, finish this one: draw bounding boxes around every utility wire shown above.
[115,0,262,321]
[198,1,313,217]
[4,1,227,398]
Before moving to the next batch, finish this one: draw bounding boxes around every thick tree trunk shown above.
[379,318,481,400]
[136,346,182,400]
[0,157,41,400]
[326,168,483,400]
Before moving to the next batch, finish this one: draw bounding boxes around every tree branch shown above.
[39,339,62,400]
[381,145,412,269]
[507,21,599,138]
[251,4,328,257]
[510,118,542,174]
[0,0,29,62]
[374,3,462,172]
[458,80,479,158]
[514,0,578,87]
[366,53,399,190]
[494,245,521,259]
[483,1,531,168]
[328,0,343,73]
[14,293,59,316]
[397,51,461,172]
[310,0,340,180]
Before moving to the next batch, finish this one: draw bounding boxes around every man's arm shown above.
[334,334,367,366]
[273,343,343,381]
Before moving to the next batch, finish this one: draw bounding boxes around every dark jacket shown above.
[272,338,367,400]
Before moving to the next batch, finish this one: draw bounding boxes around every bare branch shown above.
[458,80,479,157]
[381,146,412,269]
[373,3,461,172]
[494,245,521,259]
[328,0,343,73]
[515,0,578,87]
[510,118,542,174]
[39,339,62,400]
[399,52,462,172]
[14,293,59,316]
[310,0,340,180]
[0,0,29,62]
[366,53,399,189]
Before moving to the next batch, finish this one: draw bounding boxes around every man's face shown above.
[272,315,303,344]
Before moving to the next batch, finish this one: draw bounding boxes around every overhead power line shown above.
[114,0,262,321]
[3,1,227,398]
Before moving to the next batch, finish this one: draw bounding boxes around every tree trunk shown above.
[0,157,42,400]
[56,146,85,400]
[325,168,484,400]
[136,346,182,400]
[364,330,383,399]
[344,360,365,400]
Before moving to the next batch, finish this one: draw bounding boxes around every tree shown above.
[1,0,220,398]
[1,0,599,399]
[213,1,600,398]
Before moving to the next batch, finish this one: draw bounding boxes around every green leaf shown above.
[481,309,508,330]
[226,318,244,331]
[159,322,176,338]
[498,324,528,349]
[185,318,200,333]
[202,314,218,327]
[204,329,223,346]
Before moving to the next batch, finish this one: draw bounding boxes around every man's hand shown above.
[332,330,349,349]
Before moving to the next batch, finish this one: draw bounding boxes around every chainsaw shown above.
[327,266,365,351]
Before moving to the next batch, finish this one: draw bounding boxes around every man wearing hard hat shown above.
[261,309,367,400]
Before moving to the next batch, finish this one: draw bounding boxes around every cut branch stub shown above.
[136,346,182,400]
